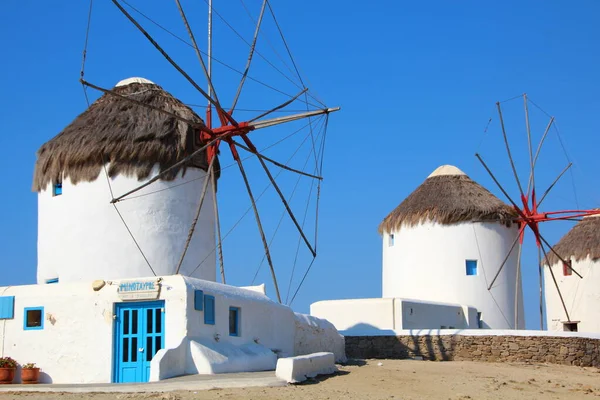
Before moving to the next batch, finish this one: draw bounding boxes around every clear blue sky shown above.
[1,1,599,330]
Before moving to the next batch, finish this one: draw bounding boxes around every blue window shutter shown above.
[0,297,14,319]
[46,278,59,284]
[204,295,215,325]
[466,260,478,276]
[194,290,204,311]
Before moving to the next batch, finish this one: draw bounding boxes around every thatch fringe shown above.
[545,216,600,266]
[378,174,517,234]
[32,82,218,192]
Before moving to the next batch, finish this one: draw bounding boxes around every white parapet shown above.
[275,352,337,384]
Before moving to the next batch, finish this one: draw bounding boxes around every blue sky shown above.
[1,1,599,329]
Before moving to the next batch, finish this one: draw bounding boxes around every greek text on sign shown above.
[117,279,161,300]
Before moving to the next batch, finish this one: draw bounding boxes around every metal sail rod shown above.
[540,243,571,322]
[111,0,238,127]
[232,140,322,180]
[475,153,525,217]
[248,88,307,123]
[524,94,535,196]
[250,107,340,130]
[230,0,268,112]
[537,232,583,278]
[528,116,555,194]
[211,172,225,284]
[254,151,316,257]
[175,158,216,274]
[236,157,282,303]
[487,224,526,290]
[174,0,221,108]
[537,163,573,208]
[497,102,525,198]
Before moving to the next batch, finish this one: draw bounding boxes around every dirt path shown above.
[2,359,600,400]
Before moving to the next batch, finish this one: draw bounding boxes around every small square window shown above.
[563,322,578,332]
[466,260,478,276]
[388,234,395,247]
[53,182,62,196]
[563,262,573,276]
[204,295,215,325]
[24,307,44,330]
[229,307,240,337]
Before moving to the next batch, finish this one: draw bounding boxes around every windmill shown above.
[475,94,599,329]
[77,0,339,305]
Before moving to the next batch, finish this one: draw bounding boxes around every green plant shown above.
[0,357,17,369]
[21,363,36,370]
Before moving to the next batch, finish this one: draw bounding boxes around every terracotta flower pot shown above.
[21,368,40,384]
[0,368,15,384]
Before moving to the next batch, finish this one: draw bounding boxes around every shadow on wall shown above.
[343,323,456,361]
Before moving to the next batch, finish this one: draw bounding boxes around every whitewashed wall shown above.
[311,298,475,333]
[183,277,296,358]
[0,276,187,384]
[545,257,600,332]
[382,221,525,329]
[37,166,216,284]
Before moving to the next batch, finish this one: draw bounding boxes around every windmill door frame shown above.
[112,300,165,383]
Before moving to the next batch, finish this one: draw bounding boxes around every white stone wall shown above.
[37,166,216,284]
[311,298,474,333]
[544,257,600,332]
[183,277,297,358]
[382,221,525,329]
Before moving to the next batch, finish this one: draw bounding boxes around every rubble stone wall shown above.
[345,335,600,367]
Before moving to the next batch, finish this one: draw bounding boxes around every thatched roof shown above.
[378,165,517,234]
[33,77,218,192]
[545,214,600,266]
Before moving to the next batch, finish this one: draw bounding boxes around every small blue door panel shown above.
[113,301,165,383]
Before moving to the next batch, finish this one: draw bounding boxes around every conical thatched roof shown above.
[33,77,218,192]
[378,165,517,234]
[545,213,600,266]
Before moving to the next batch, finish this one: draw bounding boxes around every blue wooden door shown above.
[113,301,165,383]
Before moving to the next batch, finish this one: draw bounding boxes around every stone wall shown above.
[345,335,600,367]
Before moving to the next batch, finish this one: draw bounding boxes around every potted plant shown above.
[21,363,40,384]
[0,357,17,384]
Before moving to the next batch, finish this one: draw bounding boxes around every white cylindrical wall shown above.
[37,166,216,284]
[544,258,600,332]
[382,221,525,329]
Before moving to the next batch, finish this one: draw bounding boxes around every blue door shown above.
[113,301,165,383]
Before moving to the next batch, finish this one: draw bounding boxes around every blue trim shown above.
[24,307,44,330]
[53,183,62,196]
[112,300,165,383]
[204,295,215,325]
[194,290,204,311]
[466,260,478,276]
[46,278,59,284]
[0,297,15,319]
[229,307,240,337]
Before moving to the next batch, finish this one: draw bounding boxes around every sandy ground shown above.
[1,359,600,400]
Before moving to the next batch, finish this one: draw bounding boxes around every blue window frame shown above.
[388,234,395,247]
[204,295,215,325]
[53,182,62,196]
[0,297,15,319]
[466,260,478,276]
[24,307,44,330]
[194,290,204,311]
[229,307,240,337]
[46,278,59,284]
